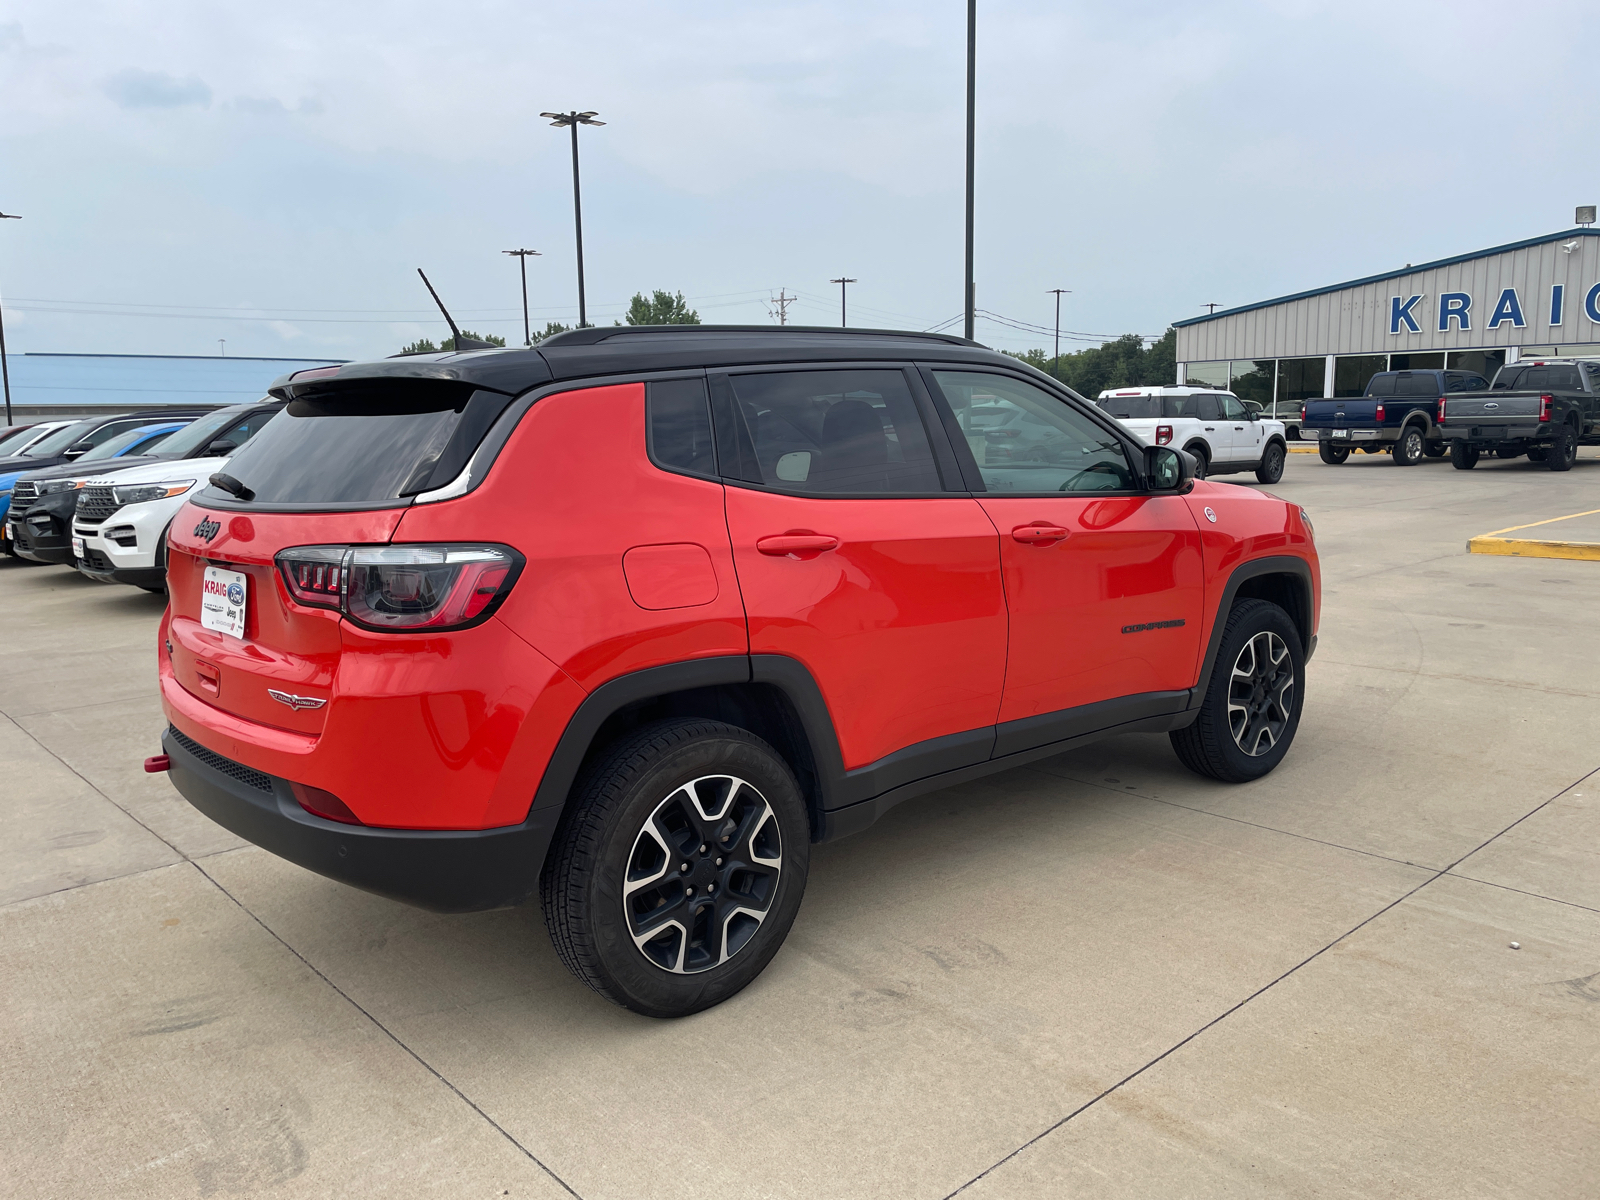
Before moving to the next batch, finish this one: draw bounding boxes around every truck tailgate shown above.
[1302,399,1377,426]
[1442,392,1542,420]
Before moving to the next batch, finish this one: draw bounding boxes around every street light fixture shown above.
[540,110,605,328]
[963,0,976,342]
[503,248,542,345]
[829,277,857,328]
[0,210,19,427]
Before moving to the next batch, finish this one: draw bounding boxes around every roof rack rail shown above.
[537,324,981,349]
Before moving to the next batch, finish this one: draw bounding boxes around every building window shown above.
[1390,352,1444,370]
[1447,350,1505,379]
[1276,357,1326,408]
[1334,355,1387,397]
[1229,361,1275,409]
[1186,361,1228,388]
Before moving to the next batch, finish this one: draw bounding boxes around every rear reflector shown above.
[290,782,362,824]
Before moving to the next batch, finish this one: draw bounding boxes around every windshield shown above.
[0,427,42,456]
[22,419,98,457]
[153,405,251,458]
[77,424,181,462]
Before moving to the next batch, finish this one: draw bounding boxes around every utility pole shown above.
[767,289,796,326]
[829,277,857,328]
[540,111,605,327]
[1203,302,1221,314]
[504,248,542,345]
[963,0,976,342]
[0,210,19,426]
[1046,288,1070,379]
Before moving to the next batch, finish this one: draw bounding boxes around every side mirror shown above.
[206,439,238,456]
[1145,444,1194,492]
[63,441,94,460]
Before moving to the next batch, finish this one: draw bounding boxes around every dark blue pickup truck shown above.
[1300,369,1490,466]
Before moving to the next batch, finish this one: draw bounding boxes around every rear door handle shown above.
[756,531,840,557]
[1011,523,1070,544]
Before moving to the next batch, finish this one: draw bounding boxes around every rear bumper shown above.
[1437,424,1551,443]
[161,725,560,913]
[1300,427,1397,445]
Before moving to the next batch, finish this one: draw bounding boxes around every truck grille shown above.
[168,726,274,793]
[10,480,40,508]
[75,485,120,526]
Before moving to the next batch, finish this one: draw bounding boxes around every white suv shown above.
[1097,386,1288,483]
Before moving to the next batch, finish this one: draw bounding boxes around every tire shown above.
[1450,442,1480,470]
[1170,598,1305,784]
[541,718,810,1017]
[1317,441,1350,465]
[1526,447,1547,463]
[1546,425,1577,472]
[1391,426,1425,466]
[1424,441,1445,458]
[1185,444,1210,479]
[1254,441,1286,484]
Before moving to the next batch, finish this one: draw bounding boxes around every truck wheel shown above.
[1424,441,1445,458]
[1169,598,1304,784]
[1255,441,1285,484]
[1317,442,1349,465]
[1185,444,1210,479]
[541,718,810,1018]
[1546,425,1578,472]
[1450,442,1480,470]
[1391,426,1425,465]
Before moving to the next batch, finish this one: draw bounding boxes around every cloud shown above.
[103,68,211,109]
[229,95,324,116]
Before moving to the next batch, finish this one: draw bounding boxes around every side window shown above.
[723,369,941,494]
[1444,373,1466,392]
[214,411,276,452]
[81,419,147,448]
[1194,393,1222,421]
[1585,364,1600,392]
[1462,374,1488,391]
[931,371,1135,494]
[646,378,716,478]
[1219,394,1248,420]
[1366,374,1396,396]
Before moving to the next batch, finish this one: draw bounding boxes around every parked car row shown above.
[3,400,283,590]
[1295,359,1600,472]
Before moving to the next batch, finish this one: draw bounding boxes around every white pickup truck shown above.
[1097,386,1288,483]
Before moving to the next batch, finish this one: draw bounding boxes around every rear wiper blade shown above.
[208,472,255,501]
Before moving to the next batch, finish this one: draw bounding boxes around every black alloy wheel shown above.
[1392,426,1425,466]
[1255,441,1286,484]
[1170,598,1305,783]
[1317,441,1350,465]
[1546,425,1578,472]
[542,719,810,1017]
[1186,444,1210,479]
[1450,442,1480,470]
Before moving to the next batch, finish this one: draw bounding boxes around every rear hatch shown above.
[164,378,518,735]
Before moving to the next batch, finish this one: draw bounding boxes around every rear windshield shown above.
[211,391,471,504]
[1492,365,1582,391]
[1098,395,1196,419]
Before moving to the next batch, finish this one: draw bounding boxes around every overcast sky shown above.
[1,0,1595,361]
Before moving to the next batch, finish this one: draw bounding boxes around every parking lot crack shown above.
[187,859,584,1200]
[940,763,1600,1199]
[1443,872,1600,916]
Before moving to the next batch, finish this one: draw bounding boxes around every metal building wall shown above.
[1175,230,1600,363]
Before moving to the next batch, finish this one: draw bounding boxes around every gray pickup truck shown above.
[1437,358,1600,471]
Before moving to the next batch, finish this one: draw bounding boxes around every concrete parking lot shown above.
[3,451,1597,1199]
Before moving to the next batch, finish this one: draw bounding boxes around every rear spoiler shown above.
[267,350,552,402]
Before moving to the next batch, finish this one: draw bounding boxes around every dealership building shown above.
[1172,227,1600,416]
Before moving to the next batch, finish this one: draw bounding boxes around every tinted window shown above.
[1395,373,1438,396]
[1220,394,1248,420]
[647,379,716,477]
[0,427,40,455]
[1444,373,1466,392]
[725,369,940,494]
[1194,394,1221,420]
[1585,364,1600,390]
[1494,365,1582,391]
[934,371,1134,494]
[1099,395,1160,419]
[22,419,99,457]
[1365,374,1397,397]
[215,393,468,504]
[77,424,181,461]
[155,405,275,459]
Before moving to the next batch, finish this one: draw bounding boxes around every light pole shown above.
[539,110,605,327]
[963,0,976,342]
[1046,288,1070,379]
[829,277,857,328]
[503,248,542,345]
[0,210,18,427]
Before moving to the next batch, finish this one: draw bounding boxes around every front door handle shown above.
[1011,523,1070,544]
[756,531,840,558]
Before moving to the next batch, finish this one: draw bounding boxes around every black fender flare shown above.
[1190,555,1316,708]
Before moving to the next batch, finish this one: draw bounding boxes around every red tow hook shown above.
[144,755,171,774]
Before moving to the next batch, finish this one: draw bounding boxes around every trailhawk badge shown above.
[268,689,327,712]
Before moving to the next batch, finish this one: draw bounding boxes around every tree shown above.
[1003,328,1178,396]
[624,290,700,325]
[400,330,507,354]
[531,321,571,343]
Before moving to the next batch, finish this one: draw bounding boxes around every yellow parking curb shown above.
[1468,508,1600,561]
[1288,444,1318,453]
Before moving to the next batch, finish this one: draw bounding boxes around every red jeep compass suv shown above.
[155,327,1319,1016]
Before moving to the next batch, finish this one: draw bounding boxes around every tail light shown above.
[1374,403,1385,422]
[275,543,522,632]
[1437,398,1447,423]
[1155,424,1174,445]
[1539,394,1553,423]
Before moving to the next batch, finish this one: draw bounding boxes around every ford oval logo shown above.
[1483,402,1499,410]
[226,581,245,605]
